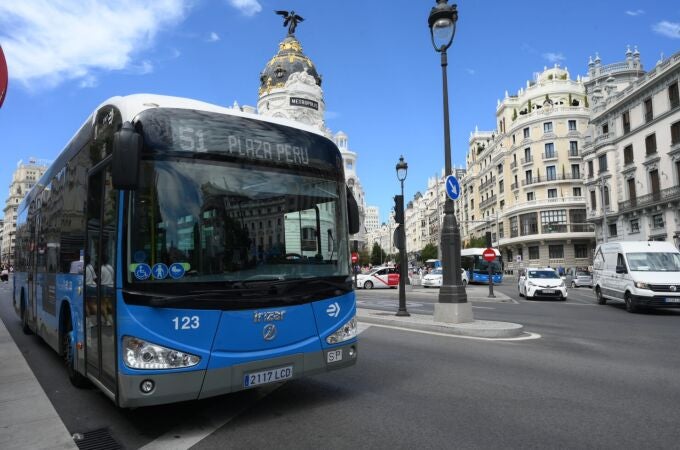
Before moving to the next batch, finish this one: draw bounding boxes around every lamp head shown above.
[428,0,458,52]
[396,155,408,181]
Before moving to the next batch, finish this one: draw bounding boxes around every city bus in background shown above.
[460,248,503,284]
[12,94,360,407]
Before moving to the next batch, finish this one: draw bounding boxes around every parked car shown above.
[422,268,469,288]
[565,268,593,288]
[518,267,567,300]
[356,266,399,289]
[593,241,680,313]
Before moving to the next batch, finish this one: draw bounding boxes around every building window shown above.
[652,214,664,229]
[549,245,564,259]
[568,120,577,131]
[604,186,610,207]
[544,142,555,158]
[588,161,594,177]
[602,123,609,134]
[525,170,533,184]
[546,166,556,181]
[630,219,640,234]
[669,82,679,109]
[645,133,657,155]
[623,145,634,165]
[598,154,608,173]
[527,192,535,201]
[520,212,538,236]
[571,164,580,179]
[541,209,567,233]
[608,223,618,237]
[528,246,539,260]
[470,199,474,210]
[644,98,653,123]
[512,134,516,145]
[671,121,680,146]
[510,216,518,238]
[543,122,553,133]
[524,147,531,161]
[574,244,588,258]
[523,127,530,138]
[506,249,513,262]
[566,142,576,157]
[590,190,597,211]
[548,188,557,198]
[573,187,582,197]
[622,111,631,134]
[499,180,504,193]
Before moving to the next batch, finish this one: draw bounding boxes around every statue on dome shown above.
[275,10,304,35]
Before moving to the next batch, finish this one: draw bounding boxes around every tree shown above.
[359,249,370,266]
[465,236,487,249]
[370,242,387,266]
[420,243,438,261]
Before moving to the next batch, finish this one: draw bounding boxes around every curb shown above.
[357,308,524,339]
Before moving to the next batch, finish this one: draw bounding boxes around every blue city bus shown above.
[460,248,503,284]
[12,94,360,407]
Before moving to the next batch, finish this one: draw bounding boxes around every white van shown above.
[592,241,680,313]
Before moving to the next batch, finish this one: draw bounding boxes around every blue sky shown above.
[1,0,680,224]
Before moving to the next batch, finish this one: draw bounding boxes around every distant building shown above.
[364,206,380,233]
[1,158,49,264]
[583,48,680,246]
[460,65,594,272]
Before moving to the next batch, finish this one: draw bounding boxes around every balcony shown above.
[511,182,519,190]
[480,195,497,209]
[521,173,582,186]
[510,161,517,170]
[618,185,680,213]
[568,149,580,158]
[542,152,558,161]
[479,176,496,190]
[521,156,533,165]
[502,196,585,217]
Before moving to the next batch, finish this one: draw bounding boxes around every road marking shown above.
[365,323,541,341]
[357,323,371,334]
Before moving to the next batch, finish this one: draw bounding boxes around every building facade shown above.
[1,159,49,264]
[583,48,680,246]
[460,66,594,273]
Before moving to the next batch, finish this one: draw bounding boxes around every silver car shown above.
[566,270,593,288]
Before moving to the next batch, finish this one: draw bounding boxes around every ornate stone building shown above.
[583,48,680,246]
[460,66,594,272]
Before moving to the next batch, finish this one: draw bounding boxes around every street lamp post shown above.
[428,0,471,323]
[396,155,410,316]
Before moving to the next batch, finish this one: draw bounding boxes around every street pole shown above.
[429,0,470,324]
[396,156,410,316]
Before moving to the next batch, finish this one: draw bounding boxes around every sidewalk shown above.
[0,316,77,450]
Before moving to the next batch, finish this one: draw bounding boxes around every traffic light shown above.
[394,195,404,225]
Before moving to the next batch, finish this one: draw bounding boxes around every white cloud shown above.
[79,75,98,88]
[0,0,190,89]
[625,9,645,16]
[653,21,680,39]
[542,52,566,63]
[466,68,476,75]
[228,0,261,17]
[208,32,220,42]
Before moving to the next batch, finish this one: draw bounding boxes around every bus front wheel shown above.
[20,294,32,335]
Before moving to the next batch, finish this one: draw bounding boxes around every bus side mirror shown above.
[112,121,142,190]
[346,186,360,235]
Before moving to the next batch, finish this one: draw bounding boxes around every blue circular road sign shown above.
[445,175,461,200]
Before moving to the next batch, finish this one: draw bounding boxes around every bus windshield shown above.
[127,159,350,289]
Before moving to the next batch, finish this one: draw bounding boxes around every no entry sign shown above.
[482,248,496,262]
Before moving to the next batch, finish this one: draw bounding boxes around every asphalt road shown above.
[2,278,680,449]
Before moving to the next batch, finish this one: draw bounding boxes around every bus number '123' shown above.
[172,316,200,330]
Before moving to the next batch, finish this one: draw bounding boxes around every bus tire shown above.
[20,294,32,335]
[61,306,88,388]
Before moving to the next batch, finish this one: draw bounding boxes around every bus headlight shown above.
[326,316,357,345]
[123,336,200,370]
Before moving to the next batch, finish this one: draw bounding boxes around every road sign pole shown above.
[483,245,496,299]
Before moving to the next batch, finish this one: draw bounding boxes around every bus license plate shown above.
[665,298,680,303]
[543,289,555,294]
[327,349,343,363]
[243,366,293,388]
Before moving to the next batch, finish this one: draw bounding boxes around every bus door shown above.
[27,207,39,329]
[85,165,118,394]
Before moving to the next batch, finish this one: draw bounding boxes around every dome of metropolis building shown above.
[259,36,322,96]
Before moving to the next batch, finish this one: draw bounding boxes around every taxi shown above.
[356,266,400,289]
